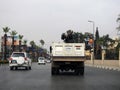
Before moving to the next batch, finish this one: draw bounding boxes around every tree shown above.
[30,40,35,48]
[117,14,120,21]
[18,35,24,52]
[72,32,84,43]
[99,34,115,49]
[29,40,36,60]
[40,39,45,47]
[116,15,120,32]
[94,27,101,59]
[116,14,120,41]
[61,33,66,40]
[10,30,17,52]
[3,27,10,60]
[23,39,27,45]
[95,27,99,41]
[61,30,86,43]
[61,30,74,43]
[3,27,10,34]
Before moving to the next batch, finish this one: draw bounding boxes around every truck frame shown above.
[51,43,86,75]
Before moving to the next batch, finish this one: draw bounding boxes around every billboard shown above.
[2,36,19,46]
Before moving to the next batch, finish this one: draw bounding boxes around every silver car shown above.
[9,52,32,70]
[38,57,46,65]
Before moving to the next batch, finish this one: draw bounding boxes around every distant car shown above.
[38,57,46,65]
[9,52,32,70]
[45,59,51,63]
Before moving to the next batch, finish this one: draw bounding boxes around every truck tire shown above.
[15,67,18,70]
[51,67,59,75]
[10,67,13,70]
[80,67,84,75]
[25,66,29,70]
[51,67,56,75]
[56,68,59,75]
[75,69,80,75]
[29,66,31,70]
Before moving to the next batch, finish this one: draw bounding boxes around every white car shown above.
[9,52,32,70]
[38,57,46,65]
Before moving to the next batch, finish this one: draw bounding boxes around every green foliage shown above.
[116,14,120,22]
[73,32,85,43]
[2,27,11,60]
[95,27,99,41]
[61,30,74,43]
[61,29,118,59]
[3,27,10,34]
[99,34,115,48]
[19,34,24,40]
[30,40,36,47]
[40,39,45,46]
[115,43,120,59]
[61,30,85,43]
[10,30,17,36]
[23,40,27,45]
[116,14,120,33]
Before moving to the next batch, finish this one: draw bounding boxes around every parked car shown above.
[45,59,51,63]
[38,57,46,65]
[9,52,32,70]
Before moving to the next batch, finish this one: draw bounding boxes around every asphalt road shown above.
[0,63,120,90]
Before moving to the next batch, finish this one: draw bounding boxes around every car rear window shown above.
[12,53,25,57]
[39,57,44,60]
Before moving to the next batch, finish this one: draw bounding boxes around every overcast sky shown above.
[0,0,120,48]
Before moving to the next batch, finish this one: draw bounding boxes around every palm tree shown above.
[3,27,10,34]
[3,27,10,60]
[99,34,115,49]
[23,39,27,46]
[116,14,120,22]
[10,30,17,52]
[30,40,35,48]
[18,35,23,52]
[29,40,36,60]
[22,39,27,52]
[116,14,120,35]
[40,39,45,48]
[117,14,120,44]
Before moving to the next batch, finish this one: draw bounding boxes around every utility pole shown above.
[88,20,95,65]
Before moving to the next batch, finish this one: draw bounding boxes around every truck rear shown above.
[51,43,85,75]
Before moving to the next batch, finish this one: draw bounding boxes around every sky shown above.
[0,0,120,49]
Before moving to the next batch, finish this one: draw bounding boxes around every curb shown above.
[85,64,120,71]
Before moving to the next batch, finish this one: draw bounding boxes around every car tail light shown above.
[24,57,27,60]
[9,57,13,61]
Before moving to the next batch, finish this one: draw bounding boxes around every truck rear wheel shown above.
[10,67,13,70]
[74,67,84,75]
[51,67,59,75]
[80,67,84,75]
[51,67,55,75]
[75,68,80,75]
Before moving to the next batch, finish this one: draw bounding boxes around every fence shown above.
[85,48,120,67]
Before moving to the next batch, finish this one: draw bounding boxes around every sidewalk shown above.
[85,64,120,71]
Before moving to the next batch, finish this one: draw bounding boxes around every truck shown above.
[50,42,86,75]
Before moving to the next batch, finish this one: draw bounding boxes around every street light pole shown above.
[88,20,95,65]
